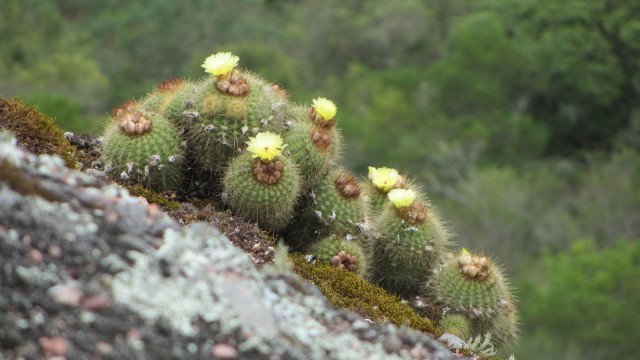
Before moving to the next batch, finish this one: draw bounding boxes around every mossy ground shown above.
[292,255,441,336]
[0,97,78,168]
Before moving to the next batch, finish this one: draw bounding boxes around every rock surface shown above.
[0,131,457,359]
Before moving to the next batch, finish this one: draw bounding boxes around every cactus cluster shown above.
[99,51,518,349]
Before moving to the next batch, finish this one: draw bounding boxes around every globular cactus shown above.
[427,249,518,348]
[288,166,368,248]
[182,53,289,173]
[100,101,184,192]
[368,189,451,297]
[428,249,512,317]
[283,99,342,187]
[474,307,519,348]
[140,78,189,120]
[438,313,473,340]
[309,235,368,277]
[222,132,301,232]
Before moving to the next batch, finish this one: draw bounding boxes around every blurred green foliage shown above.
[516,239,640,360]
[1,0,639,358]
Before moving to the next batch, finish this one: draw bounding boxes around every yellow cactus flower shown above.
[368,166,377,181]
[388,188,416,208]
[246,132,287,161]
[369,167,399,192]
[202,52,239,76]
[312,97,337,121]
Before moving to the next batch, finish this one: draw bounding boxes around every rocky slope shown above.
[0,131,461,359]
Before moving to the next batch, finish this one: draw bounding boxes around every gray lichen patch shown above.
[112,223,457,359]
[112,224,272,339]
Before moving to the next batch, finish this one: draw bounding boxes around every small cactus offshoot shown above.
[309,235,368,277]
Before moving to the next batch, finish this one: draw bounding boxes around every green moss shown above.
[0,97,79,168]
[291,254,440,336]
[125,184,180,211]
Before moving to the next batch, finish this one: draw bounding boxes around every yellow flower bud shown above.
[202,52,239,76]
[388,188,416,208]
[246,132,287,161]
[312,97,337,121]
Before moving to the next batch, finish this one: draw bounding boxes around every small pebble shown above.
[48,245,62,258]
[50,285,83,306]
[211,343,238,359]
[383,334,403,354]
[96,341,113,354]
[28,249,43,263]
[82,293,111,310]
[39,336,70,355]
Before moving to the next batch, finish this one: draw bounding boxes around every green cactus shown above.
[427,249,518,349]
[283,104,341,187]
[368,189,451,297]
[439,313,473,340]
[183,71,289,173]
[140,78,188,117]
[100,102,184,192]
[474,302,519,348]
[309,235,368,277]
[428,249,513,318]
[222,132,301,232]
[288,166,368,248]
